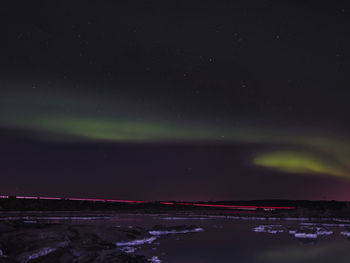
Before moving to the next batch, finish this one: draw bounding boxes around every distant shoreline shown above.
[1,197,350,219]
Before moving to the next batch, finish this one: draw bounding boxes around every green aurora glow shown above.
[253,151,344,178]
[1,90,350,179]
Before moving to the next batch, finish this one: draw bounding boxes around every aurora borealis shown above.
[253,151,345,178]
[1,1,350,200]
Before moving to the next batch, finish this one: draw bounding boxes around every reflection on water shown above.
[134,215,350,263]
[149,217,350,263]
[250,222,350,262]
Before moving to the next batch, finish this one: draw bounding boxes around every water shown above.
[7,213,350,262]
[149,219,350,263]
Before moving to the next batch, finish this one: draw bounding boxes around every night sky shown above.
[1,1,350,201]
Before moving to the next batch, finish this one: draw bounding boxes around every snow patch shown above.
[301,222,350,227]
[315,227,333,236]
[294,233,317,239]
[340,231,350,237]
[116,236,158,246]
[161,217,208,220]
[18,248,57,263]
[149,256,162,263]
[17,241,68,263]
[118,246,136,253]
[253,225,284,234]
[149,228,204,236]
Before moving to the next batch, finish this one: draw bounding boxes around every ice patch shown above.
[334,218,350,223]
[253,225,284,234]
[149,227,204,236]
[149,256,162,263]
[301,222,350,227]
[120,247,136,254]
[18,248,57,263]
[116,236,158,246]
[162,217,209,220]
[315,227,333,236]
[340,231,350,237]
[17,241,68,263]
[292,225,333,238]
[316,230,333,235]
[294,233,317,239]
[206,216,312,222]
[299,225,333,235]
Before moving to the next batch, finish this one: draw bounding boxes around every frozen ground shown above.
[1,211,350,263]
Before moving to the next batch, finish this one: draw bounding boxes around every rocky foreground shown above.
[0,221,202,263]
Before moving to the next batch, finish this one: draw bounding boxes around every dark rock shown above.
[0,258,18,263]
[0,221,155,263]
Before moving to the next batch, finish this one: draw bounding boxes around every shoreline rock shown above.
[0,221,204,263]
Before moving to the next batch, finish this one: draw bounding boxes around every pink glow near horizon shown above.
[67,197,146,203]
[160,202,175,205]
[193,203,295,210]
[0,195,296,210]
[105,199,146,203]
[39,197,62,200]
[223,211,256,214]
[178,202,193,206]
[16,196,38,199]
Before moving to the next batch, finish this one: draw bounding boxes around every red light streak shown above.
[0,195,296,210]
[105,199,146,203]
[39,197,62,200]
[68,198,146,203]
[68,198,106,202]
